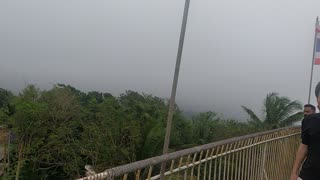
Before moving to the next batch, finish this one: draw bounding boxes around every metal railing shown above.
[79,126,301,180]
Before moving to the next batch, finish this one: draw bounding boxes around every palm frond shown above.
[277,100,302,120]
[242,106,263,126]
[263,92,278,124]
[278,112,303,127]
[247,92,303,130]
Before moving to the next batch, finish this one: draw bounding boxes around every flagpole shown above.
[308,17,319,104]
[160,0,190,179]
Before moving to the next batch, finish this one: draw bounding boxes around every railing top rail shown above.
[78,126,301,180]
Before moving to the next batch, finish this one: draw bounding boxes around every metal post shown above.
[261,143,267,180]
[160,0,191,179]
[308,17,319,103]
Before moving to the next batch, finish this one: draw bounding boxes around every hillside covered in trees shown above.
[0,84,302,179]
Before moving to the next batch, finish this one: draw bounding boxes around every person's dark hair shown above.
[305,104,316,112]
[316,82,320,98]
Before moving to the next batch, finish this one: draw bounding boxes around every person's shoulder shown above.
[304,113,320,122]
[309,113,320,118]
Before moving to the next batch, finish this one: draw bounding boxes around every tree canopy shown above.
[0,85,295,179]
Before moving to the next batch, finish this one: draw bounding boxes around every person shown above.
[291,82,320,180]
[303,104,316,117]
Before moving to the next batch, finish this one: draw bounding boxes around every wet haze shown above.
[1,0,320,120]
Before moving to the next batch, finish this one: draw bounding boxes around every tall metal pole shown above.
[160,0,190,179]
[308,17,319,103]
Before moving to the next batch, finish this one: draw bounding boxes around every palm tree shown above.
[242,92,303,130]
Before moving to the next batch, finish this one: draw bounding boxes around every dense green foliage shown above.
[0,85,301,179]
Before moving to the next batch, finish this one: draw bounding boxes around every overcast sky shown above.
[1,0,320,120]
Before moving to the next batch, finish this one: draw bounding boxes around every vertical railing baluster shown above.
[248,138,254,180]
[264,134,269,180]
[177,157,183,180]
[260,135,267,180]
[251,136,259,179]
[135,169,141,180]
[223,144,229,180]
[279,131,285,179]
[208,148,215,180]
[147,166,153,180]
[231,141,239,180]
[287,130,294,177]
[169,160,174,180]
[240,139,247,180]
[245,138,253,179]
[283,131,289,178]
[226,143,233,180]
[270,133,277,180]
[218,145,225,180]
[197,151,204,180]
[237,140,243,180]
[213,146,220,180]
[185,155,191,180]
[123,174,128,180]
[191,153,198,180]
[203,149,210,180]
[278,132,283,180]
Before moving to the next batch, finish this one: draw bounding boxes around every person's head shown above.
[316,82,320,110]
[304,104,316,117]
